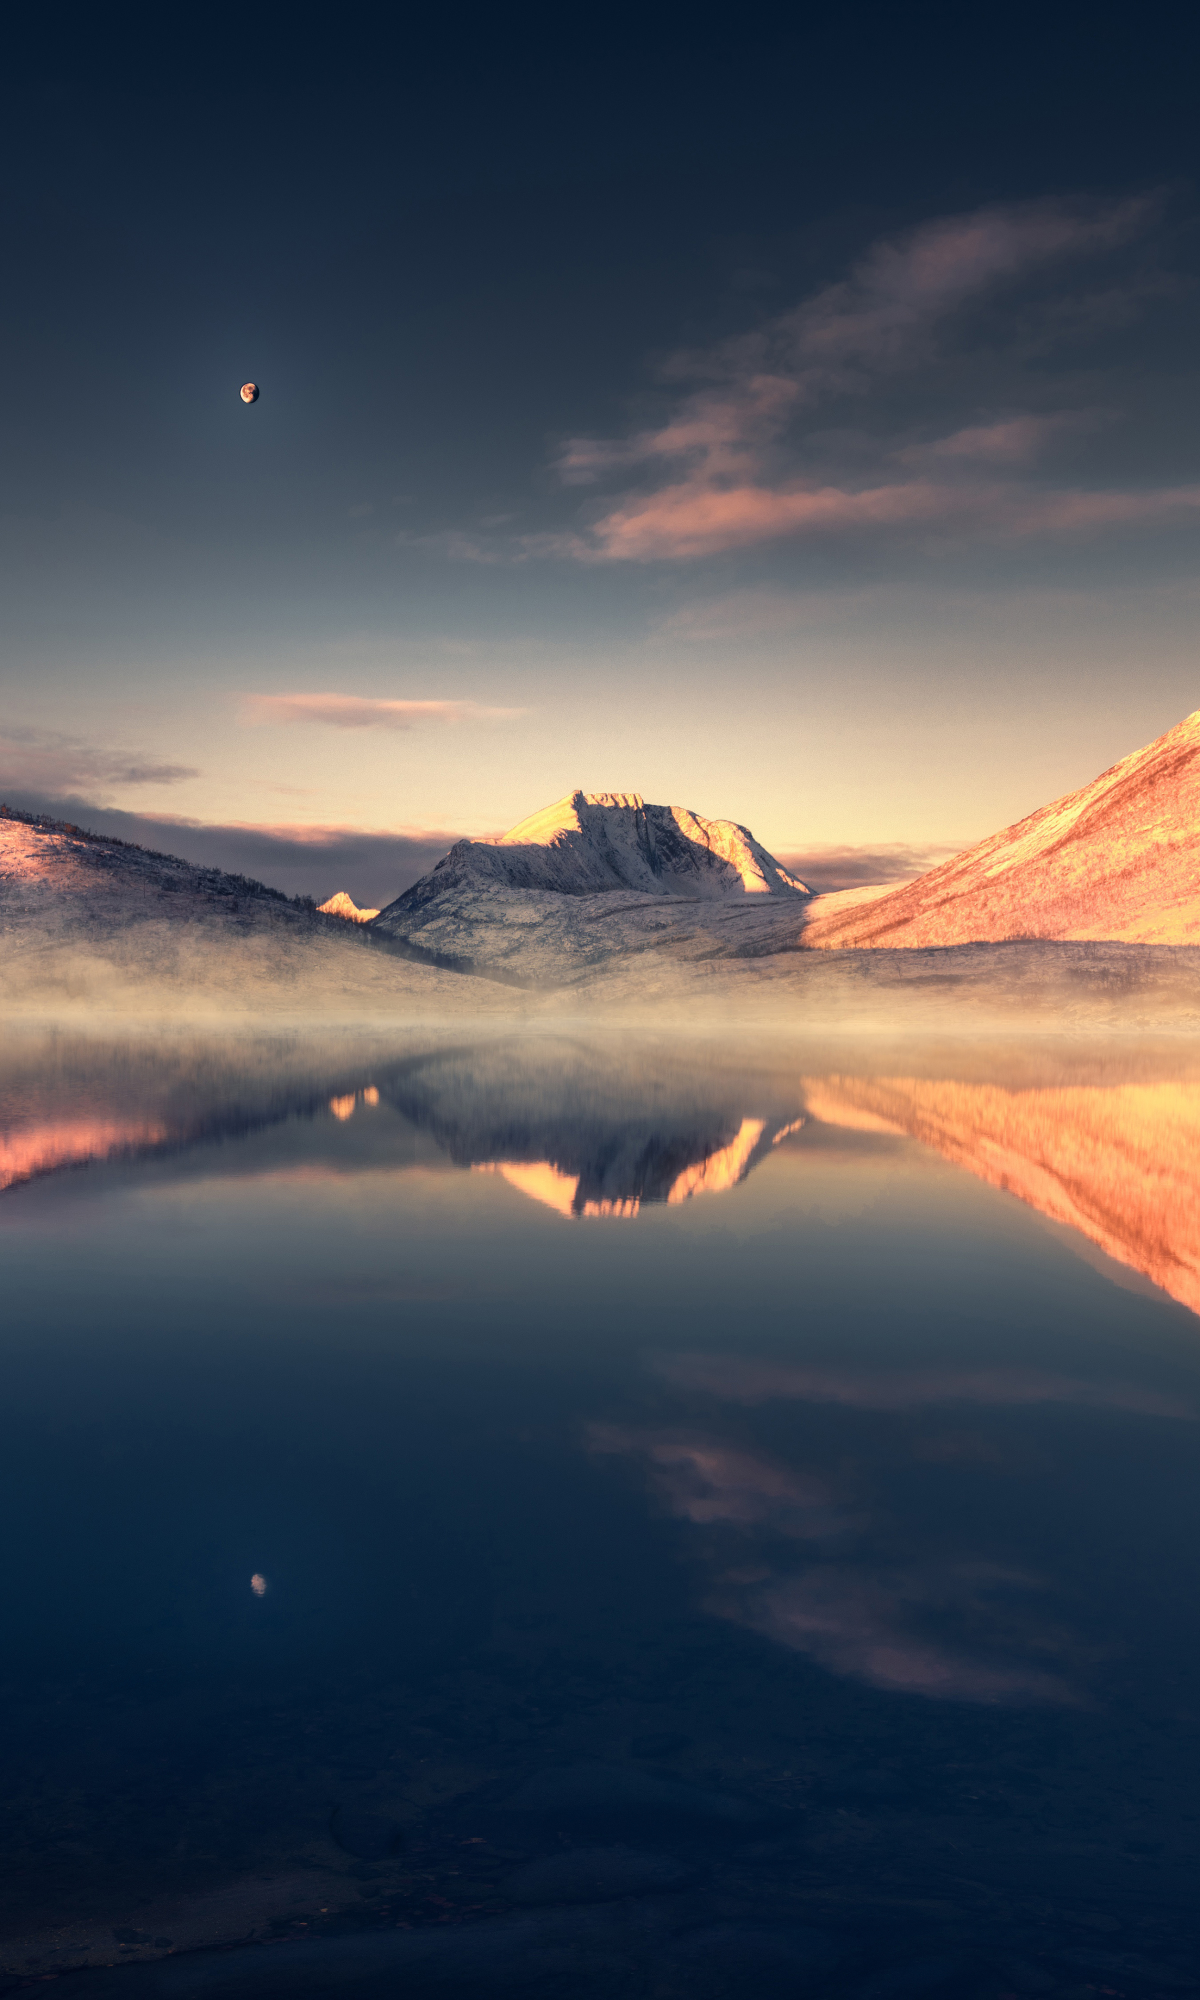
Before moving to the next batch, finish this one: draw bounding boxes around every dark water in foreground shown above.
[2,1029,1200,1998]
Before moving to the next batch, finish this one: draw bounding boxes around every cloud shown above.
[917,412,1104,465]
[581,476,1200,564]
[0,727,197,796]
[0,791,465,906]
[775,844,957,891]
[241,693,524,729]
[654,1354,1193,1420]
[534,193,1184,563]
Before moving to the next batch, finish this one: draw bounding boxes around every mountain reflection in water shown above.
[3,1041,1200,1321]
[805,1075,1200,1315]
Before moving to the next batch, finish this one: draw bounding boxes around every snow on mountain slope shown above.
[318,891,380,922]
[801,708,1200,949]
[0,806,325,935]
[384,792,806,907]
[370,790,809,979]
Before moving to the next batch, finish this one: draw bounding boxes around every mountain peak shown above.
[382,790,808,916]
[317,890,380,923]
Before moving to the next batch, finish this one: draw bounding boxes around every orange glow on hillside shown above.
[667,1119,767,1202]
[0,1119,168,1192]
[805,1075,1200,1315]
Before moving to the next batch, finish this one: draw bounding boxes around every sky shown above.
[3,1,1200,905]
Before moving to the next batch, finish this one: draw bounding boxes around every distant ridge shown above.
[802,708,1200,949]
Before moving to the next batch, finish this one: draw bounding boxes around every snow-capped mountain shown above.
[389,792,807,905]
[370,790,809,978]
[802,707,1200,949]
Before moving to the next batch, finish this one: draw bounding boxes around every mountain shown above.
[387,792,806,903]
[371,790,809,978]
[801,708,1200,949]
[379,1038,805,1215]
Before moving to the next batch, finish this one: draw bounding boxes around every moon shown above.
[240,382,260,404]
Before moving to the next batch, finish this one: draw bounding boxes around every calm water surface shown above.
[2,1030,1199,1998]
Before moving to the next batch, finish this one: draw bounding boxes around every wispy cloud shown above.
[654,1354,1193,1420]
[589,1426,847,1537]
[242,693,524,729]
[776,844,958,891]
[579,474,1200,564]
[0,727,196,796]
[537,193,1183,562]
[727,1564,1074,1703]
[914,412,1106,466]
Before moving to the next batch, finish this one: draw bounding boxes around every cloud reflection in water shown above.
[593,1424,1081,1705]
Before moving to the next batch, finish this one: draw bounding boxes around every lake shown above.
[2,1024,1199,1998]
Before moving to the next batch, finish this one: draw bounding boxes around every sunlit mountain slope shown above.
[385,791,807,906]
[318,891,381,922]
[801,708,1200,948]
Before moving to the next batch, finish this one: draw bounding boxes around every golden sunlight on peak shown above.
[318,892,381,923]
[329,1094,357,1122]
[475,1159,581,1218]
[666,1119,767,1204]
[474,1161,643,1220]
